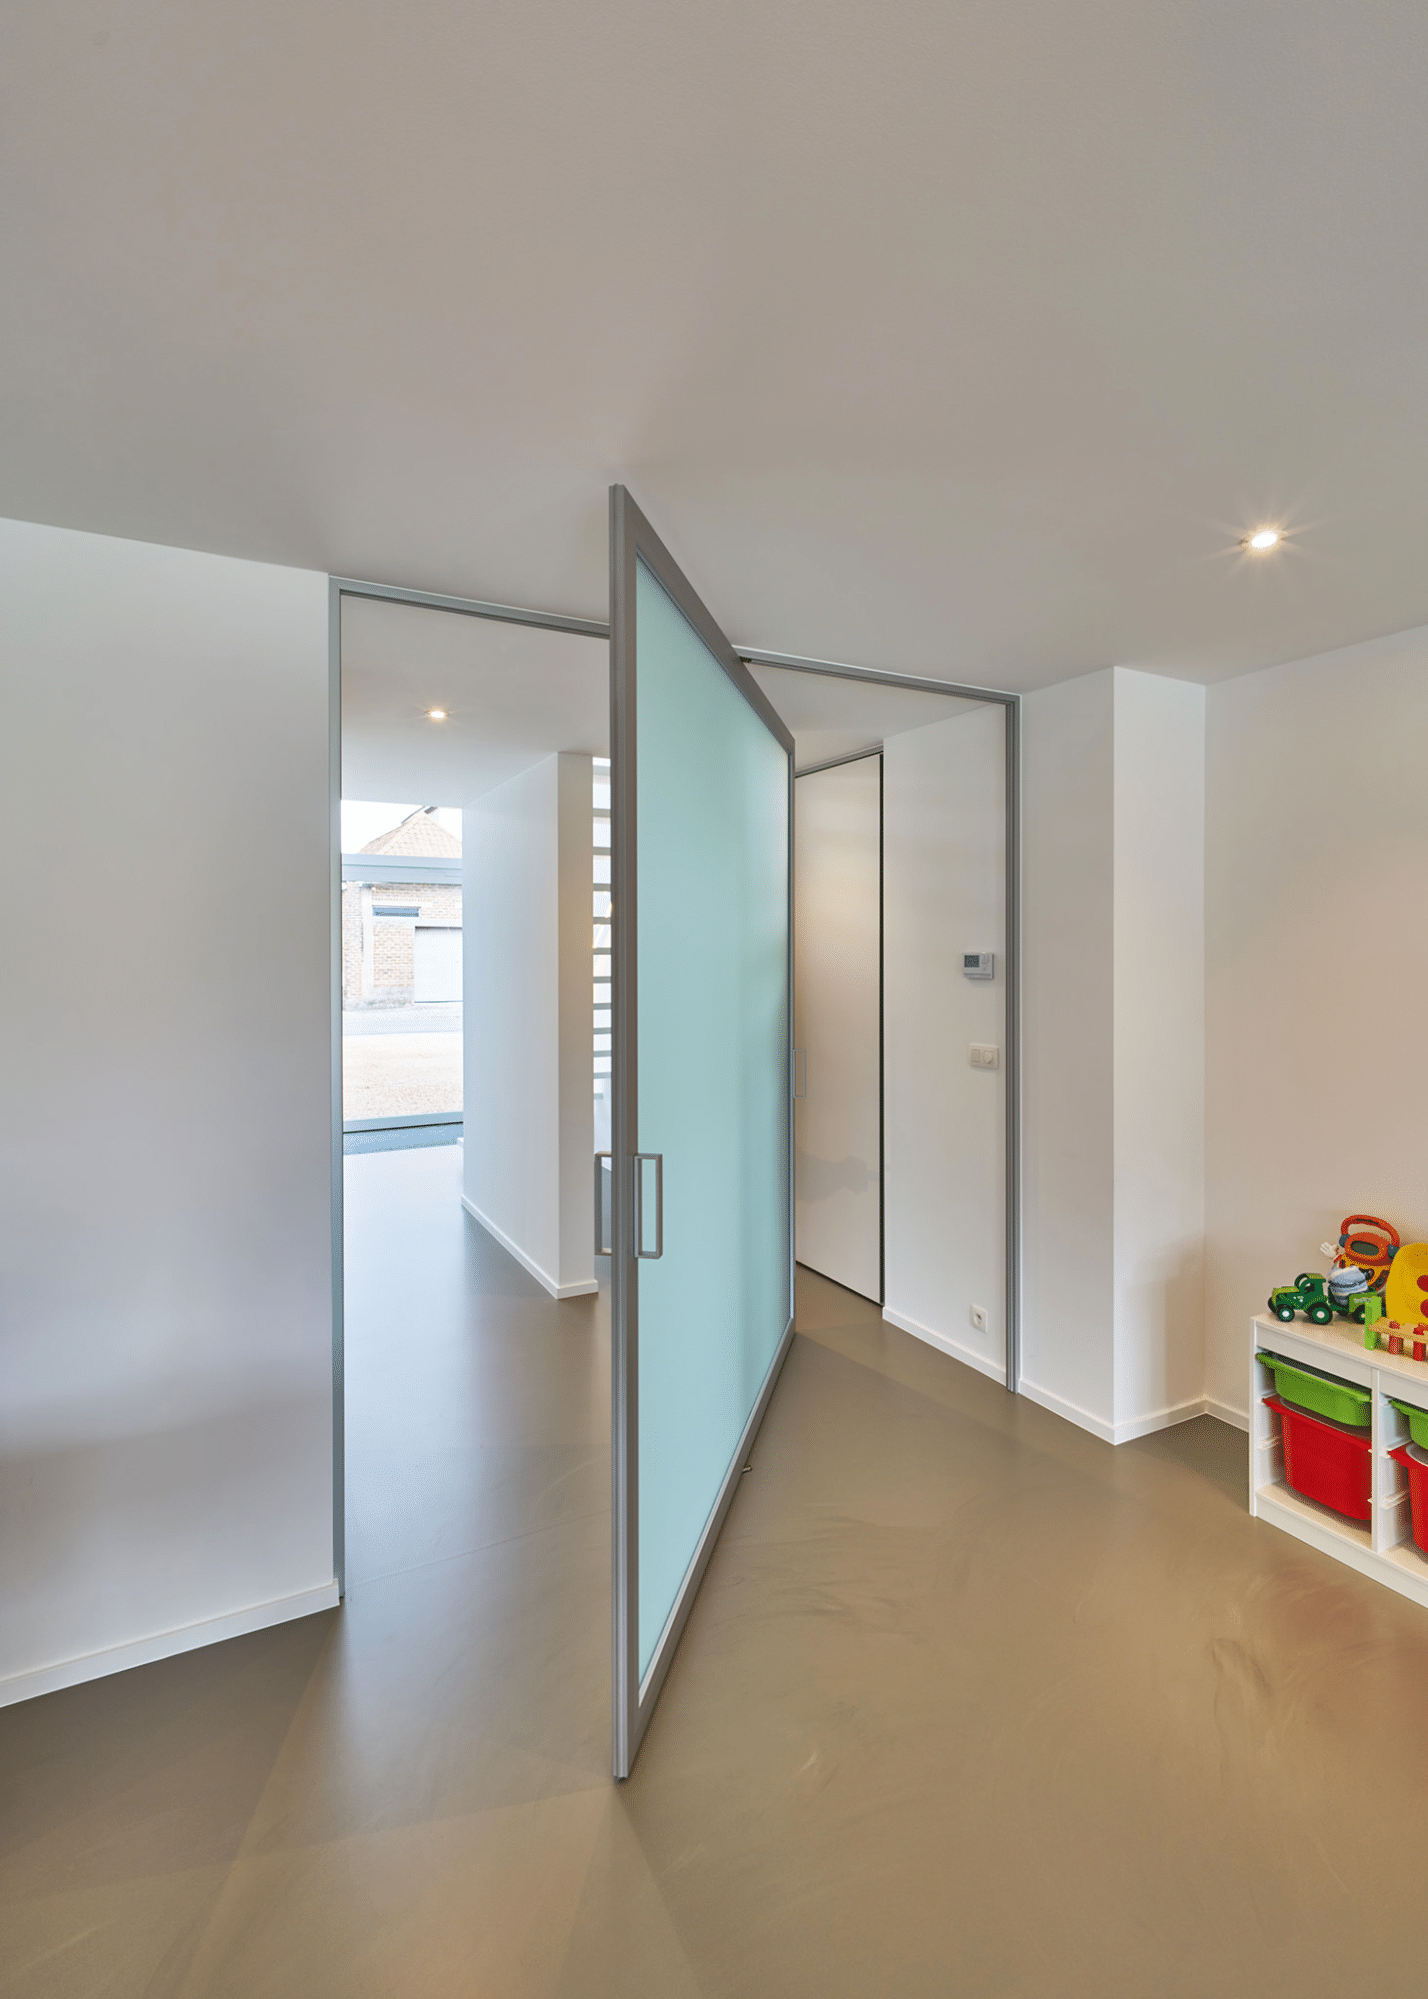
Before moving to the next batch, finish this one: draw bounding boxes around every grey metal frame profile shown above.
[608,485,799,1778]
[324,540,1023,1711]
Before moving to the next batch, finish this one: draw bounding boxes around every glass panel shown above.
[339,800,464,1153]
[634,559,790,1678]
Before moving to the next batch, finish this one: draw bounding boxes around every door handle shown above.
[594,1152,612,1256]
[793,1048,807,1099]
[634,1153,663,1259]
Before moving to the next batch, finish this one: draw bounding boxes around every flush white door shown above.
[794,755,882,1303]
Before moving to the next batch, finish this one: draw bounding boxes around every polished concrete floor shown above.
[8,1147,1428,1996]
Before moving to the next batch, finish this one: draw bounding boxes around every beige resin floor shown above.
[6,1144,1428,1997]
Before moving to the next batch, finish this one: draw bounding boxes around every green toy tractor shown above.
[1268,1271,1386,1333]
[1343,1291,1384,1334]
[1268,1273,1335,1325]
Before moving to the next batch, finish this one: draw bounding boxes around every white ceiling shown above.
[340,596,607,803]
[5,4,1428,690]
[751,665,980,770]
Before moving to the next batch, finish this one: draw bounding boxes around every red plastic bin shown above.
[1264,1393,1371,1521]
[1388,1443,1428,1552]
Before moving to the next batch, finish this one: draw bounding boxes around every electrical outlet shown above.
[970,1304,988,1334]
[969,1043,1000,1069]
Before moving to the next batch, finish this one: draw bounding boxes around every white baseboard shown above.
[1018,1376,1116,1443]
[461,1197,599,1299]
[1018,1380,1251,1446]
[1205,1394,1250,1432]
[882,1305,1006,1384]
[1113,1397,1211,1445]
[0,1579,341,1708]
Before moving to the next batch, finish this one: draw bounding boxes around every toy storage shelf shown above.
[1250,1314,1428,1611]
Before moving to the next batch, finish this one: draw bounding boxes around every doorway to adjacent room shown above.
[748,663,1013,1391]
[333,580,610,1600]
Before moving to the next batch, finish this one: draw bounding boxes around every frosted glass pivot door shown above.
[609,487,794,1778]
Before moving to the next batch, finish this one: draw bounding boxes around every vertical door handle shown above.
[634,1153,663,1259]
[594,1152,612,1256]
[793,1048,807,1099]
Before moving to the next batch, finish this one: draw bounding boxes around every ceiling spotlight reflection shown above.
[1242,528,1281,552]
[426,707,448,721]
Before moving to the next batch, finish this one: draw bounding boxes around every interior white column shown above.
[1020,666,1205,1444]
[462,752,596,1299]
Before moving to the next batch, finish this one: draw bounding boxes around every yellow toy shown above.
[1384,1242,1428,1332]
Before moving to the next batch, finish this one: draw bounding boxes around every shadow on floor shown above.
[1122,1411,1250,1507]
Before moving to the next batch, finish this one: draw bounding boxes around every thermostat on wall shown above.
[962,952,995,981]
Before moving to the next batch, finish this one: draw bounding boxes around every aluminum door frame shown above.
[327,574,607,1596]
[608,485,797,1778]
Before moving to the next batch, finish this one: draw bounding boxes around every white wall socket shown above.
[970,1304,988,1333]
[969,1043,1000,1069]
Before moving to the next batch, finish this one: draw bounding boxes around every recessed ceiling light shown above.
[1243,528,1281,552]
[426,707,448,721]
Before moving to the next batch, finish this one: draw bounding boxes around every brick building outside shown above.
[341,807,462,1010]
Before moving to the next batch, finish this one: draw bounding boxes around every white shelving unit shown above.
[1250,1312,1428,1611]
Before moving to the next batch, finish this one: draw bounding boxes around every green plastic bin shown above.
[1388,1398,1428,1449]
[1255,1352,1371,1430]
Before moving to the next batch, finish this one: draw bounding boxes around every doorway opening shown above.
[748,663,1013,1390]
[332,579,610,1599]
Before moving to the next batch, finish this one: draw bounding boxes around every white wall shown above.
[1205,625,1428,1421]
[1112,669,1205,1435]
[1020,667,1206,1443]
[794,756,882,1302]
[463,752,596,1298]
[883,704,1006,1379]
[1020,671,1117,1431]
[0,518,336,1704]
